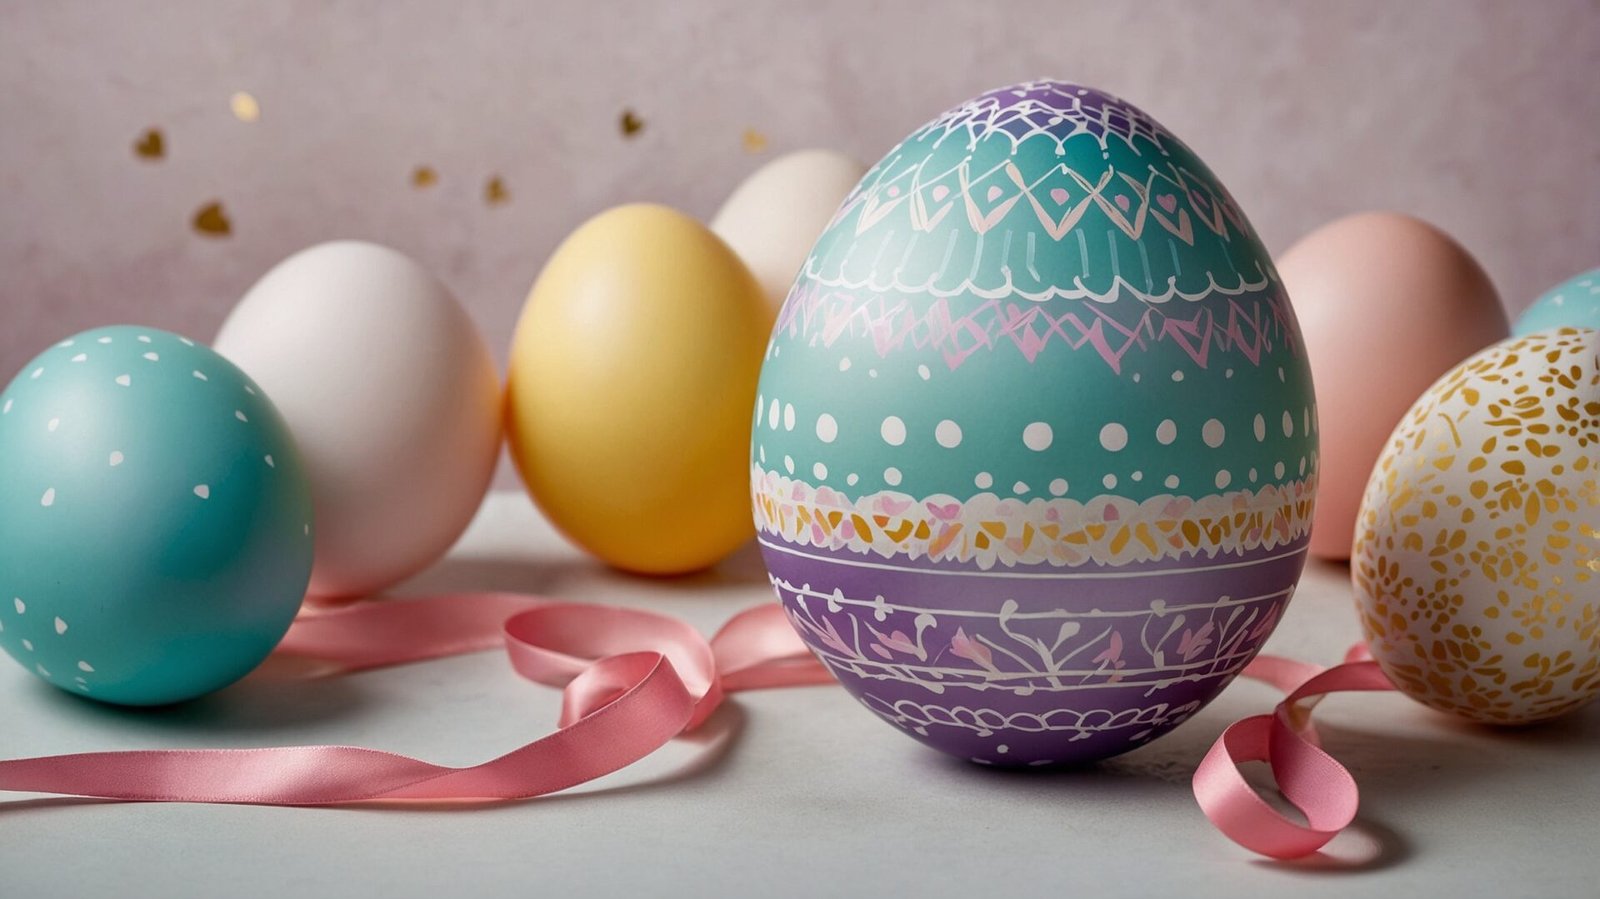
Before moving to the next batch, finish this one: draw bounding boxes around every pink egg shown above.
[1279,212,1507,561]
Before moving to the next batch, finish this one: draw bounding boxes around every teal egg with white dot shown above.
[0,326,312,705]
[1514,267,1600,336]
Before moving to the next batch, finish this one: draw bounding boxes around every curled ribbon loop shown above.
[1193,644,1398,859]
[0,593,829,805]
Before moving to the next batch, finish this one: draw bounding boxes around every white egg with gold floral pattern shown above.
[1353,328,1600,724]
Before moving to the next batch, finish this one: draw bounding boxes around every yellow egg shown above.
[506,204,769,574]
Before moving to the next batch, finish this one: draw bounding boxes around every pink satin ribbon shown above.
[1193,644,1399,859]
[1,591,1400,862]
[0,593,832,804]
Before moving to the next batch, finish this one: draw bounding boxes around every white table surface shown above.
[3,490,1596,898]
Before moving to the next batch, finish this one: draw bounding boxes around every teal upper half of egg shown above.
[753,81,1317,503]
[0,326,313,705]
[1514,267,1600,336]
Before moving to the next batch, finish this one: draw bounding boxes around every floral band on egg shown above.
[752,465,1316,569]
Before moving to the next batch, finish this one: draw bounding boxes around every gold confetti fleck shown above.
[620,109,644,138]
[192,201,232,237]
[484,175,509,206]
[412,165,438,188]
[133,128,165,160]
[742,128,768,154]
[230,91,260,123]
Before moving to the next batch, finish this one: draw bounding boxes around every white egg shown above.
[215,241,502,598]
[1353,328,1600,724]
[710,149,865,312]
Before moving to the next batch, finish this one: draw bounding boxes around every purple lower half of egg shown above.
[762,537,1305,766]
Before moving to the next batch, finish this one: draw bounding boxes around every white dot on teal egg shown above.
[1225,369,1234,379]
[1300,457,1308,476]
[1023,422,1053,451]
[193,370,208,381]
[22,639,34,652]
[1171,370,1184,382]
[55,617,67,634]
[839,357,851,372]
[40,488,55,507]
[1013,481,1029,495]
[1277,367,1285,382]
[265,455,275,468]
[1249,468,1258,483]
[1049,478,1069,496]
[884,467,902,486]
[77,660,94,672]
[1304,407,1311,435]
[813,462,828,480]
[137,335,152,343]
[194,484,211,499]
[114,374,130,387]
[1216,470,1232,489]
[30,367,43,379]
[935,419,962,448]
[783,404,796,431]
[12,598,23,614]
[1131,471,1142,482]
[1282,411,1294,437]
[235,410,249,422]
[1202,419,1225,448]
[783,456,795,475]
[768,399,780,430]
[1165,475,1180,489]
[46,417,59,432]
[2,399,10,414]
[97,336,111,344]
[70,353,87,363]
[1099,422,1128,452]
[143,352,159,362]
[917,364,931,381]
[975,472,993,489]
[1156,419,1176,445]
[881,416,906,446]
[847,473,859,486]
[1103,473,1117,489]
[1254,414,1266,441]
[1275,461,1286,478]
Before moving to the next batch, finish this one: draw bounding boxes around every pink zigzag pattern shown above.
[776,286,1300,375]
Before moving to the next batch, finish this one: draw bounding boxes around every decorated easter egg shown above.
[711,149,867,314]
[0,327,312,705]
[1514,267,1600,336]
[753,81,1318,766]
[216,241,502,599]
[1353,328,1600,725]
[1280,212,1507,560]
[507,204,769,574]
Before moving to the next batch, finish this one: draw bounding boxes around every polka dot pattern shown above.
[0,326,314,706]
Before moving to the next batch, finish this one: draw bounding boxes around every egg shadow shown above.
[394,537,772,600]
[12,658,375,739]
[901,695,1583,875]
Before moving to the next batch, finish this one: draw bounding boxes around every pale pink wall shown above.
[3,0,1597,380]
